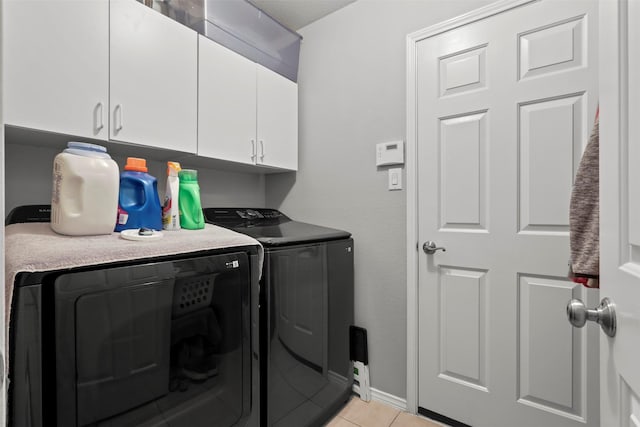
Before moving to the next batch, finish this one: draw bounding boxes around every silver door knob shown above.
[566,297,616,337]
[423,241,446,254]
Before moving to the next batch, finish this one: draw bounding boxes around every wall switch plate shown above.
[388,168,402,190]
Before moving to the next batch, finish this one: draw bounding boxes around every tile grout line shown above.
[340,414,364,427]
[388,410,401,427]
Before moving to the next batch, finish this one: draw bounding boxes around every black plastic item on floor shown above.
[349,326,369,365]
[204,208,355,427]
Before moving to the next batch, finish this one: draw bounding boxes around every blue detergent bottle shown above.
[115,157,163,231]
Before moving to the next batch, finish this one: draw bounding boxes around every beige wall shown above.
[266,0,495,399]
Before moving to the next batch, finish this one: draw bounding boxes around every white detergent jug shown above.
[51,142,120,236]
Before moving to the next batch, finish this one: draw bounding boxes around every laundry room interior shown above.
[2,0,637,426]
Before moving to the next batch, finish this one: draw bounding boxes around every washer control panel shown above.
[203,208,288,225]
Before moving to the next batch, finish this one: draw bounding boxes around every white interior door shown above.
[598,0,640,425]
[415,1,599,426]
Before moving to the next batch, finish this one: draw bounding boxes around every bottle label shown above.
[162,196,180,229]
[162,197,172,221]
[52,159,62,205]
[117,206,129,225]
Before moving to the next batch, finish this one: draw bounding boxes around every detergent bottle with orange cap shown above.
[115,157,163,232]
[162,161,181,231]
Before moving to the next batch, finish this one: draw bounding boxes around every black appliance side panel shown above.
[327,238,355,380]
[11,285,44,427]
[262,238,354,427]
[246,251,261,427]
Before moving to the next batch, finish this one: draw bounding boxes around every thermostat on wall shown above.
[376,141,404,166]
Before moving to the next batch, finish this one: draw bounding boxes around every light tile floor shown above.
[325,397,448,427]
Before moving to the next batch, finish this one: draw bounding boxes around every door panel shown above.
[518,94,585,233]
[439,45,487,96]
[417,1,599,426]
[256,65,298,170]
[440,112,488,231]
[198,36,257,165]
[439,267,488,389]
[517,276,587,418]
[110,0,197,153]
[4,0,109,140]
[518,16,586,80]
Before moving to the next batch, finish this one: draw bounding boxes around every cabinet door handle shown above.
[251,139,257,162]
[94,102,104,132]
[259,140,265,162]
[115,104,124,132]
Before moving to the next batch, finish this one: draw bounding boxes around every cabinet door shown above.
[256,65,298,171]
[4,0,109,140]
[110,0,197,153]
[198,36,257,165]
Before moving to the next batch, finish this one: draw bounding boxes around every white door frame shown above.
[405,0,540,414]
[1,0,6,423]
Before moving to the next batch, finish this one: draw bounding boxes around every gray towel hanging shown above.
[569,114,599,283]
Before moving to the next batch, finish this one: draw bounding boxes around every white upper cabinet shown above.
[198,37,298,171]
[256,65,298,170]
[110,0,198,153]
[4,0,109,140]
[198,36,257,165]
[3,0,296,170]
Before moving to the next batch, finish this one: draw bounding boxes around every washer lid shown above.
[237,221,350,246]
[203,208,351,246]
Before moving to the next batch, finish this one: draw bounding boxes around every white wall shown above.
[4,140,265,215]
[266,0,495,399]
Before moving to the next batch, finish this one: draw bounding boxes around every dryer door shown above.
[54,262,175,426]
[51,251,252,427]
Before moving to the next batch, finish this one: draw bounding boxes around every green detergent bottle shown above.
[178,169,205,230]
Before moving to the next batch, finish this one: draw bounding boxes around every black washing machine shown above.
[203,208,354,427]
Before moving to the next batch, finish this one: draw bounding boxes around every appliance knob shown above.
[246,209,260,219]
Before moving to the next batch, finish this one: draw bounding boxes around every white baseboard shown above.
[352,384,407,412]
